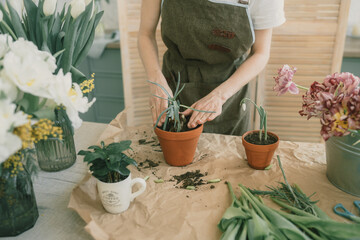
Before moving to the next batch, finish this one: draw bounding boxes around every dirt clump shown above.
[172,170,207,189]
[138,159,160,169]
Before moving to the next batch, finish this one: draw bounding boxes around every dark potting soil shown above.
[244,132,278,145]
[172,170,208,189]
[157,115,201,132]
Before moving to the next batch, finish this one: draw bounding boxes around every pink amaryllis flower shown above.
[299,72,360,140]
[274,66,360,141]
[273,65,299,96]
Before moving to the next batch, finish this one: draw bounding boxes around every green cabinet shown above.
[78,48,125,123]
[342,57,360,77]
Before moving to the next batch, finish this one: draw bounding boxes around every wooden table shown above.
[2,122,107,240]
[4,121,359,240]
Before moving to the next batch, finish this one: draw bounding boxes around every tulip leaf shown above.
[32,108,56,121]
[0,3,14,32]
[61,16,82,73]
[23,0,38,42]
[6,0,27,39]
[62,5,72,34]
[73,2,94,60]
[70,66,87,84]
[74,11,104,67]
[55,31,66,59]
[50,15,62,53]
[41,18,49,52]
[17,93,39,114]
[46,15,56,52]
[84,10,103,48]
[34,0,44,48]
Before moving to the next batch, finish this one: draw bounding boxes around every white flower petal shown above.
[0,133,22,164]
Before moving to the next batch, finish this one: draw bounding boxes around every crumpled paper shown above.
[69,111,359,240]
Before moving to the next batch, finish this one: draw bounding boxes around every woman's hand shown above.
[182,91,226,128]
[148,76,173,127]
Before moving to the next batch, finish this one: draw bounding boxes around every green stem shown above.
[271,198,314,217]
[0,21,17,40]
[239,184,267,220]
[277,155,300,206]
[297,223,323,240]
[108,172,112,183]
[179,105,215,113]
[296,84,309,91]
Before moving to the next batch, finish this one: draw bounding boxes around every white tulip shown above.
[49,70,95,129]
[0,99,28,163]
[1,38,56,99]
[85,0,92,5]
[0,76,18,101]
[70,0,86,19]
[0,99,28,135]
[242,103,246,111]
[0,133,22,163]
[43,0,57,16]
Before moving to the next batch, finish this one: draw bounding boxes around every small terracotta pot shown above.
[242,130,280,170]
[154,125,203,166]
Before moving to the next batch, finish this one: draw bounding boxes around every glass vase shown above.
[325,134,360,197]
[35,107,76,172]
[0,156,39,237]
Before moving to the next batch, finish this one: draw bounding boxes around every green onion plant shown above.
[240,98,268,141]
[148,72,215,132]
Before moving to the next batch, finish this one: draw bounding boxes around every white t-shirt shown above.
[219,0,286,30]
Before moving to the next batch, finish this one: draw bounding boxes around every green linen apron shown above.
[161,0,255,135]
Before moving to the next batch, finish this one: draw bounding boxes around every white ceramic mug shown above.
[96,173,146,214]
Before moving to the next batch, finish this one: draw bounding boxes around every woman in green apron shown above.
[139,0,285,135]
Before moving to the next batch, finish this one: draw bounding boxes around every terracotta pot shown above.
[242,130,280,170]
[154,125,203,166]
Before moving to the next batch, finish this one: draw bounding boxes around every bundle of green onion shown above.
[219,182,360,239]
[218,157,360,239]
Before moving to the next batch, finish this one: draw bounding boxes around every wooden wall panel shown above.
[257,0,351,142]
[118,0,166,126]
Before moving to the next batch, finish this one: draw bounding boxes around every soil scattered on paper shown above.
[138,139,156,145]
[172,170,208,189]
[139,159,160,168]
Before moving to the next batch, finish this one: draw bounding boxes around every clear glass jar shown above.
[35,107,76,172]
[0,153,39,237]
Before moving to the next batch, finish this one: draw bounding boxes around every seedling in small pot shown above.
[78,141,146,214]
[240,98,270,144]
[78,140,136,183]
[240,98,279,170]
[148,73,215,166]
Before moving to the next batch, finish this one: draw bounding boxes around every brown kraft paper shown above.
[68,111,359,240]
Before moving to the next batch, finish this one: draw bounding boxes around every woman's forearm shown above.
[212,51,270,102]
[211,29,273,103]
[138,34,165,82]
